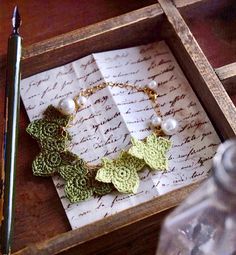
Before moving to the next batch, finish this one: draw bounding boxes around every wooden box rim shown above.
[9,0,236,254]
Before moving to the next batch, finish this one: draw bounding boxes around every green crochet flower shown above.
[26,106,76,176]
[40,137,68,152]
[43,105,71,127]
[32,151,78,176]
[26,106,71,142]
[27,105,113,202]
[65,172,94,203]
[96,151,145,194]
[58,159,88,180]
[87,170,114,196]
[128,133,172,170]
[27,120,62,140]
[26,105,172,203]
[61,160,113,203]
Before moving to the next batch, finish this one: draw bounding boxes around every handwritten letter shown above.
[20,41,220,229]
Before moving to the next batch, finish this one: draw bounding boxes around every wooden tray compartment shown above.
[180,0,236,68]
[2,0,235,254]
[178,0,236,96]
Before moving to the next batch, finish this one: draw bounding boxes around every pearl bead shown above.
[148,80,157,90]
[161,117,179,135]
[151,116,162,127]
[75,96,87,107]
[58,98,75,115]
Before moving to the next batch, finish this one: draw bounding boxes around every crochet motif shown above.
[27,107,74,177]
[128,133,172,170]
[58,159,87,180]
[27,110,71,141]
[59,159,113,203]
[96,151,145,193]
[26,105,172,202]
[26,106,113,202]
[43,105,71,127]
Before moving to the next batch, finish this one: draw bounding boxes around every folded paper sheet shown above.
[20,41,220,229]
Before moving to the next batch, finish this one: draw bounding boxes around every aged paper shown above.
[20,41,220,229]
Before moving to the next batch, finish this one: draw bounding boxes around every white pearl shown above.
[58,98,75,115]
[151,116,162,127]
[148,80,157,90]
[161,117,178,135]
[75,96,87,107]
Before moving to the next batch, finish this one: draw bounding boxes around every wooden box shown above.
[1,0,236,254]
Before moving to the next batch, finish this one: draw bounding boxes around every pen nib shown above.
[12,6,21,34]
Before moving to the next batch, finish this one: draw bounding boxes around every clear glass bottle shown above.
[157,140,236,255]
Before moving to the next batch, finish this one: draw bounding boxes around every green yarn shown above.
[26,106,71,143]
[96,151,145,193]
[61,159,113,203]
[129,133,172,170]
[87,170,114,196]
[65,173,94,203]
[32,151,79,177]
[40,137,68,152]
[43,105,72,127]
[26,105,114,202]
[58,159,87,181]
[26,105,172,203]
[26,106,73,177]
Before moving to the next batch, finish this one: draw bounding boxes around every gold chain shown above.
[74,82,162,118]
[69,81,164,169]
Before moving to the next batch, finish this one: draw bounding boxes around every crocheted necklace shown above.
[26,81,178,203]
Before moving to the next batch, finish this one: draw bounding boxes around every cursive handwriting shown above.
[20,41,220,231]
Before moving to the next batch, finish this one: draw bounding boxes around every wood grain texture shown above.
[0,0,235,254]
[1,4,165,254]
[180,0,236,68]
[159,0,236,138]
[21,4,163,79]
[174,0,203,7]
[0,0,156,56]
[0,0,206,56]
[0,4,164,85]
[216,63,236,95]
[22,4,163,59]
[13,182,200,255]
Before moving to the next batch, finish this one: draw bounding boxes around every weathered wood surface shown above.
[21,4,163,80]
[1,0,235,70]
[0,0,156,56]
[0,0,235,254]
[174,0,203,7]
[0,0,207,56]
[216,63,236,95]
[179,0,236,68]
[159,0,236,139]
[0,4,164,86]
[13,182,200,255]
